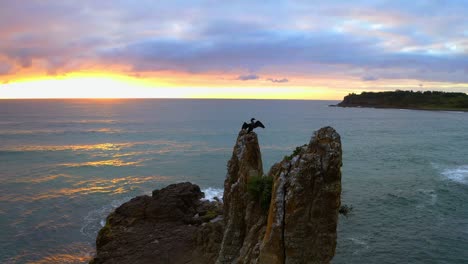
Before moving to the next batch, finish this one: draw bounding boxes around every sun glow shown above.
[0,73,344,100]
[1,75,164,99]
[3,72,464,100]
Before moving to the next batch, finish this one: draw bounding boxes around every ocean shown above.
[0,99,467,263]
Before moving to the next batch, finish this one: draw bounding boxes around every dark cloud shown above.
[102,30,468,82]
[237,74,259,81]
[267,78,288,83]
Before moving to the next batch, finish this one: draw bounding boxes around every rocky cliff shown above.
[91,127,342,264]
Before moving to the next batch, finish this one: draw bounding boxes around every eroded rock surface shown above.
[259,126,342,264]
[90,182,222,264]
[216,130,266,263]
[91,127,342,264]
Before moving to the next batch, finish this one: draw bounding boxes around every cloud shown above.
[237,74,259,81]
[0,1,466,86]
[0,61,12,75]
[103,31,468,83]
[361,75,378,81]
[267,78,288,83]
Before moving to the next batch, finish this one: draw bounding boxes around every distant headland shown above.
[334,90,468,111]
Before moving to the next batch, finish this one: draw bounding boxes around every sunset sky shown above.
[0,0,467,99]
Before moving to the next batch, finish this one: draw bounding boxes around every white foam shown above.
[348,237,370,255]
[80,196,131,238]
[201,187,223,201]
[441,165,468,184]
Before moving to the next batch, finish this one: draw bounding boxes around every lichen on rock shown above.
[90,127,342,264]
[259,126,342,263]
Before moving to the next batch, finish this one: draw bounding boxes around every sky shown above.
[0,0,467,99]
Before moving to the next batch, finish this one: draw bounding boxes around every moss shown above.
[247,174,273,211]
[284,144,307,161]
[99,224,111,236]
[201,210,219,222]
[96,212,115,248]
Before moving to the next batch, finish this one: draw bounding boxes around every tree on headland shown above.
[338,90,468,110]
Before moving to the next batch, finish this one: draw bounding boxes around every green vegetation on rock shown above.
[247,174,273,211]
[284,144,307,161]
[338,90,468,111]
[201,210,218,221]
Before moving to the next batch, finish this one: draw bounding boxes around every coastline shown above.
[331,104,468,112]
[334,90,468,112]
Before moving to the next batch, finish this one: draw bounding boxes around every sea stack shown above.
[216,130,267,263]
[259,127,342,263]
[90,127,342,264]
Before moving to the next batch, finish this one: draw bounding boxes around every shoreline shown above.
[331,104,468,112]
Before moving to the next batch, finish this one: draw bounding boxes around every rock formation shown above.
[216,130,266,263]
[90,182,223,264]
[258,127,342,263]
[90,127,342,264]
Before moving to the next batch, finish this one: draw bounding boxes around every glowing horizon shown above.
[0,76,338,100]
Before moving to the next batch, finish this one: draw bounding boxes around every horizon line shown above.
[0,97,341,101]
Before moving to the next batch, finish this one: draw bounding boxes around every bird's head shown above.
[251,118,255,122]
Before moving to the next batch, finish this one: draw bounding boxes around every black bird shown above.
[242,118,265,133]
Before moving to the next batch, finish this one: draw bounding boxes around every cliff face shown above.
[259,127,342,263]
[217,127,342,264]
[216,130,266,263]
[91,127,342,264]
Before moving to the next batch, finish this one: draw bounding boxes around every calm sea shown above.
[0,99,467,263]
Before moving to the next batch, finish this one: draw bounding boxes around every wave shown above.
[441,165,468,184]
[59,158,146,168]
[4,242,94,264]
[12,174,73,184]
[0,128,122,136]
[347,236,370,255]
[80,196,132,239]
[201,187,224,201]
[0,119,118,126]
[0,175,170,202]
[0,140,193,153]
[80,186,222,239]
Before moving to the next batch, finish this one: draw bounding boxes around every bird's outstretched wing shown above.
[254,120,265,128]
[242,122,249,130]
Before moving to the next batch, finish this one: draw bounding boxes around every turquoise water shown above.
[0,99,467,263]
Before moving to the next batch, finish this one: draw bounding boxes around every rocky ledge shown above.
[91,126,342,264]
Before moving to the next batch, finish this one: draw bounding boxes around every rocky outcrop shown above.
[258,127,342,263]
[90,182,222,264]
[216,130,266,263]
[91,127,342,264]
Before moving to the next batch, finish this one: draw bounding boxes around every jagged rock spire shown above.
[259,126,342,263]
[218,127,342,264]
[216,130,265,263]
[90,127,342,264]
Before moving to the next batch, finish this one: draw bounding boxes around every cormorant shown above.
[242,118,265,133]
